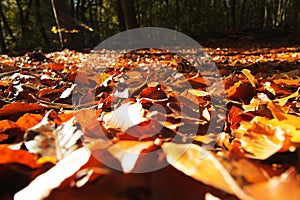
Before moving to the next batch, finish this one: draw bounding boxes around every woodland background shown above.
[1,0,300,55]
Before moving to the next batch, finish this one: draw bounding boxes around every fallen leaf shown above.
[0,133,9,142]
[162,142,254,200]
[24,112,82,161]
[0,102,45,118]
[228,105,244,128]
[187,89,211,97]
[0,120,20,132]
[274,86,300,106]
[244,168,300,200]
[241,69,256,87]
[14,148,91,200]
[107,140,154,173]
[226,81,255,102]
[59,84,77,99]
[0,145,40,168]
[16,113,43,130]
[233,116,300,159]
[231,159,269,183]
[268,102,300,129]
[99,102,149,132]
[273,78,300,86]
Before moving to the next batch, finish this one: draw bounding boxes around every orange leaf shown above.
[0,120,20,131]
[0,133,8,142]
[54,112,74,125]
[0,146,40,168]
[0,102,45,118]
[107,140,155,173]
[46,63,65,71]
[233,115,300,159]
[244,168,300,200]
[226,81,255,101]
[273,78,300,86]
[16,113,43,130]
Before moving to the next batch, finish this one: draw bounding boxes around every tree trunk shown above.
[120,0,138,30]
[16,0,25,33]
[35,0,50,47]
[0,2,15,42]
[240,0,247,29]
[223,0,230,29]
[230,0,236,29]
[70,0,75,20]
[176,0,179,30]
[52,0,83,50]
[293,0,300,29]
[117,0,126,31]
[0,15,8,54]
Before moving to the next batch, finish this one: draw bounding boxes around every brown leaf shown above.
[72,71,90,85]
[226,81,255,102]
[46,63,65,71]
[231,159,269,183]
[273,78,300,86]
[139,86,168,99]
[228,105,244,128]
[0,133,9,142]
[0,102,45,118]
[274,86,300,106]
[37,87,65,100]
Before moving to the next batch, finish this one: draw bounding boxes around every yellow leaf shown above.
[107,140,154,173]
[274,87,300,106]
[263,82,276,95]
[268,102,300,129]
[187,89,211,97]
[234,114,300,158]
[244,168,300,200]
[273,78,300,86]
[37,156,57,165]
[242,69,256,87]
[162,143,254,200]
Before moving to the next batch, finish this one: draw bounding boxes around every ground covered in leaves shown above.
[0,46,300,200]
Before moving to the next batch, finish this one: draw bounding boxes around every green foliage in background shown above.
[0,0,300,54]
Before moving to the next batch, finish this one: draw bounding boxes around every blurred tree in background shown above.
[0,0,300,54]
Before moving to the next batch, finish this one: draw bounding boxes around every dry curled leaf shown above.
[162,142,254,200]
[241,69,257,87]
[99,102,149,132]
[107,140,155,173]
[233,115,300,159]
[14,148,91,200]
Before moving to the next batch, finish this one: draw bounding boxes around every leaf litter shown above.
[0,48,299,199]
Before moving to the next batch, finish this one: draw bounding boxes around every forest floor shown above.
[0,40,300,200]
